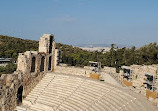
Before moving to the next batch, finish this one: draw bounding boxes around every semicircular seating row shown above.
[15,73,157,111]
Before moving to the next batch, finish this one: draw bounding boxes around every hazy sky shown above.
[0,0,158,47]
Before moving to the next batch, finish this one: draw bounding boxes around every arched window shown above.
[17,86,23,106]
[49,36,53,54]
[40,56,45,72]
[48,56,52,70]
[31,57,36,72]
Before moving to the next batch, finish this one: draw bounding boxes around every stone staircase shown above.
[14,73,157,111]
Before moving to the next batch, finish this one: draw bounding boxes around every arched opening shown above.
[49,36,53,54]
[48,56,52,70]
[31,57,36,72]
[17,86,23,106]
[40,56,45,72]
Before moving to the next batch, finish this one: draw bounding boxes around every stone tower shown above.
[39,34,56,71]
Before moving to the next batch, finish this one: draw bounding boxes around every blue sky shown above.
[0,0,158,47]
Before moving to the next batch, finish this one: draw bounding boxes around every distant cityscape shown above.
[77,43,132,53]
[79,47,111,53]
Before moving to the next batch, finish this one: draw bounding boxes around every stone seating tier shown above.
[15,72,157,111]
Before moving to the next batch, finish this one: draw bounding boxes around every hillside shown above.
[0,35,158,71]
[56,43,105,67]
[0,35,39,58]
[0,35,104,67]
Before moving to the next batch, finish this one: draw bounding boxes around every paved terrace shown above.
[15,73,157,111]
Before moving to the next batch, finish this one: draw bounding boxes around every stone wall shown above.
[54,65,92,77]
[0,34,58,111]
[120,65,158,91]
[120,64,158,106]
[54,65,117,81]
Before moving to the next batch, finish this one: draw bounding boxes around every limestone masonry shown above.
[0,34,59,111]
[119,65,158,105]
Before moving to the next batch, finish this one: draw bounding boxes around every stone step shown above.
[60,100,82,111]
[29,103,54,111]
[14,106,27,111]
[14,73,157,111]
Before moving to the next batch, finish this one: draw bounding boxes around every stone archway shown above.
[31,57,36,72]
[40,56,45,72]
[48,56,52,70]
[49,36,53,54]
[17,86,23,106]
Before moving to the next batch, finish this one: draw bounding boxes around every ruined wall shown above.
[54,66,114,81]
[126,65,158,90]
[129,65,157,88]
[54,65,92,77]
[120,64,158,105]
[0,34,57,111]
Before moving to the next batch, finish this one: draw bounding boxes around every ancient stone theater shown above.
[0,34,157,111]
